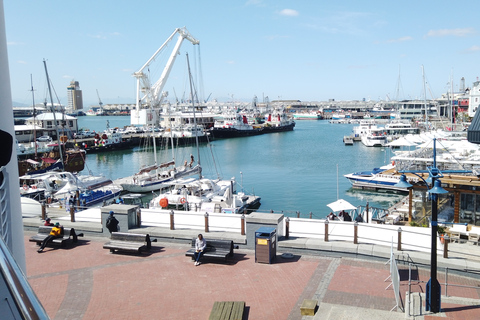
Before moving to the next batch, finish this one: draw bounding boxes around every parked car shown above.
[36,135,52,142]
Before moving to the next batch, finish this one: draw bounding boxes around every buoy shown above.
[391,161,395,166]
[159,198,168,208]
[32,185,37,189]
[23,184,28,191]
[180,197,186,204]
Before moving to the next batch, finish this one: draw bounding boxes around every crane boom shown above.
[133,27,199,112]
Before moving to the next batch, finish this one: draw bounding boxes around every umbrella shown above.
[327,199,357,212]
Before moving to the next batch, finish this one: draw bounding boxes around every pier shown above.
[22,205,480,319]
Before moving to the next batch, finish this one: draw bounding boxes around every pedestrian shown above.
[194,234,206,266]
[37,222,63,253]
[44,217,54,226]
[105,211,119,234]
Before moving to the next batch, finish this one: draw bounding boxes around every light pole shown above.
[394,138,464,313]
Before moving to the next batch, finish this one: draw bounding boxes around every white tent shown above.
[327,199,357,212]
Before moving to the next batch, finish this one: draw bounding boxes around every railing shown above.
[0,235,49,319]
[140,208,246,235]
[284,217,438,253]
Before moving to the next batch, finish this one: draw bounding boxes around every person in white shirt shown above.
[194,234,206,266]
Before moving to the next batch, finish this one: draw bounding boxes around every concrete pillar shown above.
[101,204,139,235]
[245,212,284,249]
[0,0,26,271]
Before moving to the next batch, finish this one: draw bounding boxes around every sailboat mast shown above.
[43,59,64,167]
[186,53,201,178]
[422,65,428,129]
[30,74,37,158]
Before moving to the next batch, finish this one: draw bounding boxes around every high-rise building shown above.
[67,80,83,111]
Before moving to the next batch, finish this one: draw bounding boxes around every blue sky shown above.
[4,1,480,107]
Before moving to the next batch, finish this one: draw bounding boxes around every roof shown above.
[26,112,77,121]
[467,110,480,144]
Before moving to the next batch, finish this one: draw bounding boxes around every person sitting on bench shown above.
[37,222,63,253]
[194,234,206,266]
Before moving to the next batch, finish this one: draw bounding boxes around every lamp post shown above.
[394,138,453,313]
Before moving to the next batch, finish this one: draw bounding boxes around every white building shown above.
[469,80,480,117]
[24,112,78,139]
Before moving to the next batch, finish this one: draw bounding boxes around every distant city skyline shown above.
[5,1,480,108]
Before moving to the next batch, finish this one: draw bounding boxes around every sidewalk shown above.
[23,216,480,319]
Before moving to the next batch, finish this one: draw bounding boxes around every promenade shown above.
[23,212,480,319]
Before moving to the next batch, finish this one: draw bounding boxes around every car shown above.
[36,135,52,142]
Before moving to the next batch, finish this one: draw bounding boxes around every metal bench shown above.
[29,226,83,248]
[209,301,245,320]
[185,239,234,262]
[103,232,153,254]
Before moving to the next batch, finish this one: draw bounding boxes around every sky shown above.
[4,1,480,108]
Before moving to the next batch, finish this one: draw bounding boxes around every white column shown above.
[0,0,26,272]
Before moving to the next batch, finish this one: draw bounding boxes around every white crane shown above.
[131,27,199,125]
[96,89,103,114]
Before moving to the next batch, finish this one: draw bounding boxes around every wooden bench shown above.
[103,232,153,254]
[209,301,245,320]
[185,239,234,262]
[29,226,83,248]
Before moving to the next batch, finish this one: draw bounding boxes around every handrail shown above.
[0,236,49,319]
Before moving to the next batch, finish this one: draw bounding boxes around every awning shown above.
[327,199,357,212]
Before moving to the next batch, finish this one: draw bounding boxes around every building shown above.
[67,80,83,111]
[24,112,78,139]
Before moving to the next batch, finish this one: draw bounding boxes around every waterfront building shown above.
[24,112,78,139]
[67,80,83,112]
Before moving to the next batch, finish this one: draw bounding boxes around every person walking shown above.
[194,234,206,266]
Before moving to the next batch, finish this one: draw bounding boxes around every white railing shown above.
[285,218,439,253]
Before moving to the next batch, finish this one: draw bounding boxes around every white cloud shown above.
[279,9,299,17]
[17,60,27,64]
[62,75,72,79]
[7,41,24,46]
[386,36,413,43]
[226,61,235,64]
[245,0,265,6]
[426,28,475,37]
[463,45,480,53]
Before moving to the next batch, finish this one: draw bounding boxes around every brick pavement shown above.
[24,232,480,319]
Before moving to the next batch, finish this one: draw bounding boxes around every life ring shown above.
[32,185,37,190]
[159,198,168,208]
[22,184,28,191]
[179,197,186,204]
[47,197,52,204]
[391,161,395,166]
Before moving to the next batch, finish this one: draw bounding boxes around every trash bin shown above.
[255,227,276,264]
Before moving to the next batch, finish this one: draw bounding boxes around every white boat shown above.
[149,177,261,214]
[361,127,387,147]
[344,165,408,192]
[293,112,321,120]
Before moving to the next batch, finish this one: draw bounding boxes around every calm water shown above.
[78,116,405,218]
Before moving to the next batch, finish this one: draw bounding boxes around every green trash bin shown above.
[255,227,276,264]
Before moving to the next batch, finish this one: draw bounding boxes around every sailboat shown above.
[149,53,261,213]
[17,73,85,176]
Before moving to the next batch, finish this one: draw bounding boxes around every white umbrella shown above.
[327,199,357,212]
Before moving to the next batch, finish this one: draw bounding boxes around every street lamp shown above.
[394,138,455,313]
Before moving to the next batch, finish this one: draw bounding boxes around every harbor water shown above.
[78,116,405,218]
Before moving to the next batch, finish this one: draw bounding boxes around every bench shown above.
[29,226,83,248]
[185,239,234,262]
[103,232,153,254]
[209,301,245,320]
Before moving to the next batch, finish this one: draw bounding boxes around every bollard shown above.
[324,219,329,242]
[41,203,46,220]
[443,235,449,258]
[297,211,300,218]
[70,206,75,222]
[285,217,290,239]
[136,208,141,228]
[170,210,174,230]
[270,209,274,213]
[241,214,245,235]
[353,221,358,244]
[204,212,209,233]
[309,211,312,219]
[397,227,402,251]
